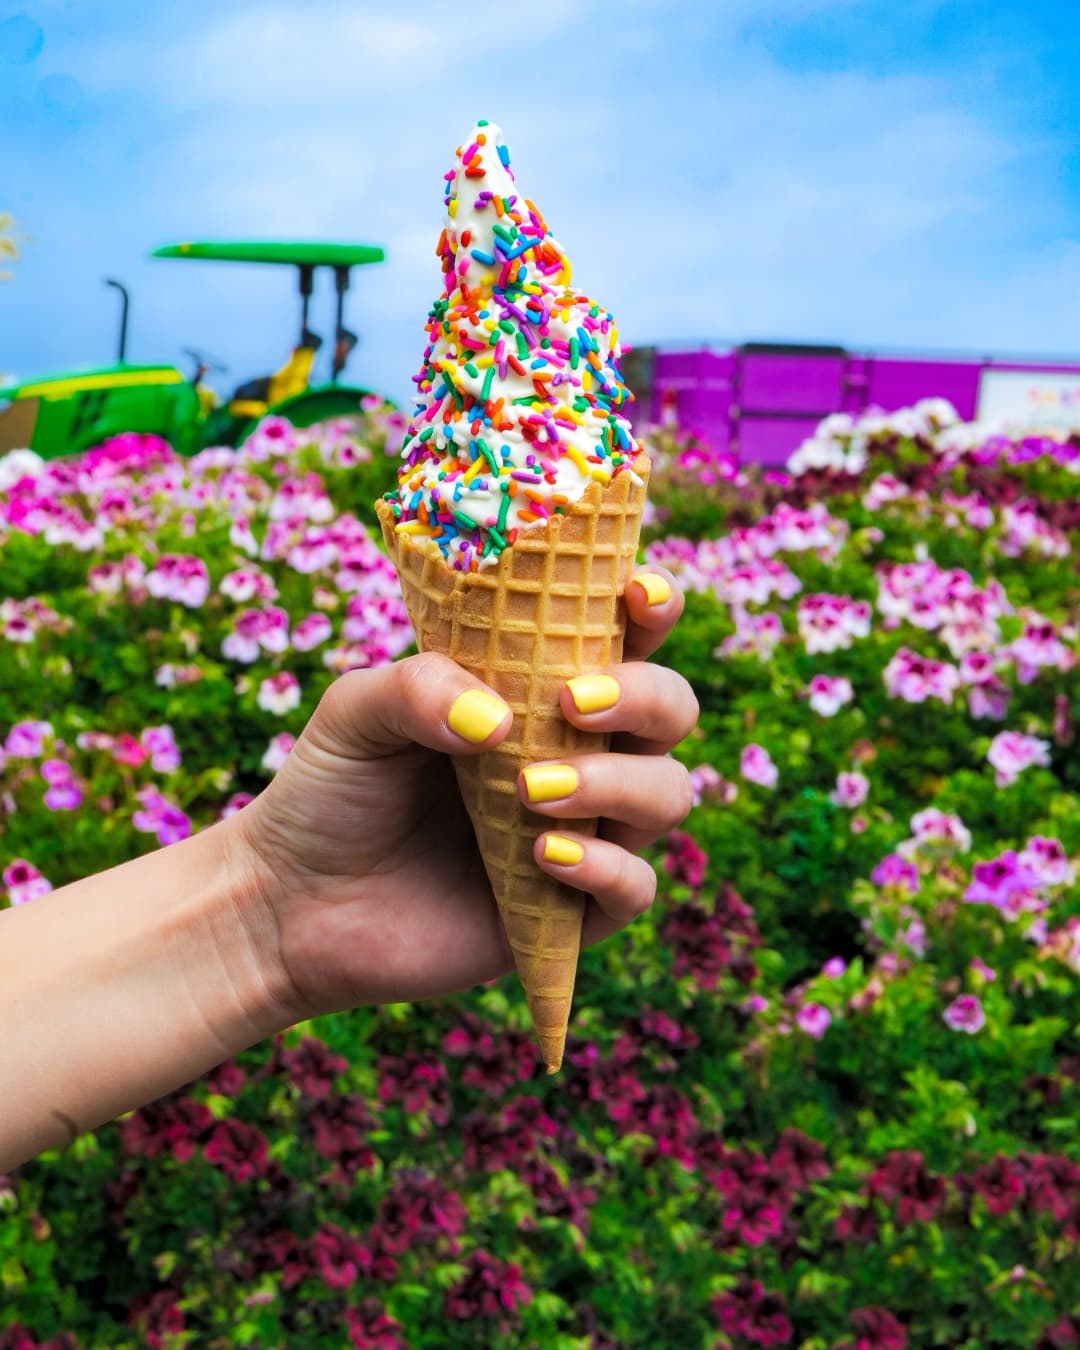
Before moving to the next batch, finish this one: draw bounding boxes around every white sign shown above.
[977,369,1080,430]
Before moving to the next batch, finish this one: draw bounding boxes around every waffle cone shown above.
[375,451,649,1071]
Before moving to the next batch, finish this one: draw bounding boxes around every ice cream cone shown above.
[376,450,649,1071]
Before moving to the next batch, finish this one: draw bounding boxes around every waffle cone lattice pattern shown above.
[375,454,649,1071]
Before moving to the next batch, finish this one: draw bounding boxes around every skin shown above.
[0,568,697,1172]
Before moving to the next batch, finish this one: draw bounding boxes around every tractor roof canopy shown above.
[151,241,385,267]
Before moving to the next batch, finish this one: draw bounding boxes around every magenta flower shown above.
[2,858,53,905]
[963,850,1043,913]
[868,1150,946,1225]
[345,1298,407,1350]
[987,731,1051,787]
[796,1003,832,1039]
[969,956,996,982]
[823,957,847,978]
[279,1036,349,1100]
[943,994,985,1034]
[216,793,252,821]
[740,743,778,789]
[663,830,708,889]
[444,1250,531,1323]
[870,853,919,892]
[841,1306,908,1350]
[203,1119,269,1183]
[712,1278,792,1347]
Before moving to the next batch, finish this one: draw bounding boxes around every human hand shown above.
[228,568,698,1023]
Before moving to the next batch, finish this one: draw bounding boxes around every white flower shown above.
[0,448,45,491]
[257,672,301,715]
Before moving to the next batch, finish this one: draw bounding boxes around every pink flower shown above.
[2,859,53,905]
[807,674,854,717]
[112,732,149,767]
[943,994,985,1034]
[963,851,1043,914]
[44,782,82,811]
[145,553,210,608]
[883,647,960,704]
[132,787,192,846]
[1019,836,1075,887]
[220,792,254,818]
[987,731,1051,787]
[959,651,997,685]
[261,732,296,773]
[257,671,301,715]
[907,808,972,855]
[822,957,847,978]
[740,744,778,789]
[140,725,181,773]
[870,853,919,892]
[968,678,1011,721]
[796,1003,832,1038]
[291,613,334,652]
[797,593,872,654]
[5,719,53,758]
[831,771,869,808]
[219,566,277,603]
[969,957,996,983]
[221,606,290,663]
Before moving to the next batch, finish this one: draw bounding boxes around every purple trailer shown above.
[622,342,1080,466]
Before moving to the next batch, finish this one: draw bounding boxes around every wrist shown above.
[208,809,309,1037]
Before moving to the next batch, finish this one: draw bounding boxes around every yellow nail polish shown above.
[523,763,579,803]
[447,689,510,744]
[633,573,671,606]
[543,834,585,866]
[567,673,621,714]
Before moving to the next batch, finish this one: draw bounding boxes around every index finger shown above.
[622,566,684,661]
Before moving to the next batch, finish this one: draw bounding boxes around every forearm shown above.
[0,817,290,1172]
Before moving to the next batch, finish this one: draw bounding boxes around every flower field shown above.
[0,398,1077,1349]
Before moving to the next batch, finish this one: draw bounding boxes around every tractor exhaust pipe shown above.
[105,277,130,364]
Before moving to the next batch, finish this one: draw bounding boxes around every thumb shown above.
[305,652,513,761]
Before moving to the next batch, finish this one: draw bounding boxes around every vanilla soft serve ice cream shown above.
[383,120,642,571]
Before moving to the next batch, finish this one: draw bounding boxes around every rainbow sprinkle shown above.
[384,120,642,571]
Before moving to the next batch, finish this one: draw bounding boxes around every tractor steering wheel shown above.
[182,347,229,381]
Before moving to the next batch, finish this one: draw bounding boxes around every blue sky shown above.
[2,0,1079,407]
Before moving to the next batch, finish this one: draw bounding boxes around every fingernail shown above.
[447,689,511,744]
[543,834,585,866]
[567,673,621,715]
[633,573,671,607]
[523,763,579,803]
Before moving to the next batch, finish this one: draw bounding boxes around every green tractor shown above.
[0,239,387,460]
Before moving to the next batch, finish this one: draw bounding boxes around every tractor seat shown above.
[229,329,322,419]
